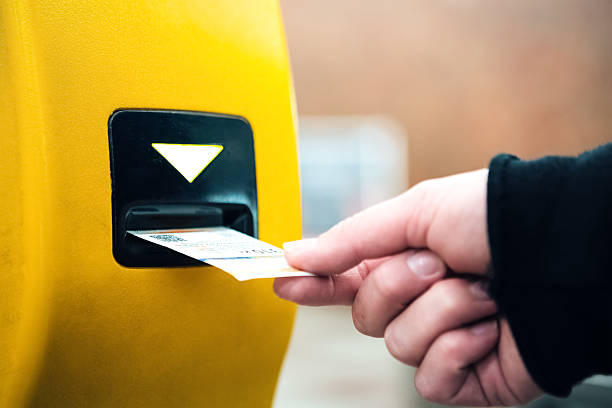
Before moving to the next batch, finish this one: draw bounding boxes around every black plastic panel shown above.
[108,109,257,267]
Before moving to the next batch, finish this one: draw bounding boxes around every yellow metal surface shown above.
[0,0,300,406]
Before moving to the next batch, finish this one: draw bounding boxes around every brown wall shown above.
[281,0,612,184]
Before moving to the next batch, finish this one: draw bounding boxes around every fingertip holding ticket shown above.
[128,227,314,281]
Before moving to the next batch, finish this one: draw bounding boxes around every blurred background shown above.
[273,1,612,407]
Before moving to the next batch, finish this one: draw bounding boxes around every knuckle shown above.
[414,371,446,403]
[436,332,464,361]
[384,325,419,366]
[411,179,434,196]
[351,302,385,337]
[432,279,467,314]
[372,269,403,300]
[409,179,440,207]
[351,306,369,336]
[414,372,436,402]
[403,180,445,248]
[335,214,355,231]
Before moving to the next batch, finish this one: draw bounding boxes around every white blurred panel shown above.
[297,115,408,237]
[275,116,436,408]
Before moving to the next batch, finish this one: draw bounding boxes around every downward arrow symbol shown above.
[151,143,223,183]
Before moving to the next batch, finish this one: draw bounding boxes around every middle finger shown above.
[352,249,446,337]
[384,278,497,367]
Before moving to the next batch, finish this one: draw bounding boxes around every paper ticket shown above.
[128,227,314,281]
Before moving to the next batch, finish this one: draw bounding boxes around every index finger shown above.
[273,258,387,305]
[284,187,435,274]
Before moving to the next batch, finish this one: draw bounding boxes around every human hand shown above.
[274,169,542,406]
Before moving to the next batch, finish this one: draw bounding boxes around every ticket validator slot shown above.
[109,109,258,267]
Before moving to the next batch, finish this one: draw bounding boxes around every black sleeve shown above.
[487,144,612,397]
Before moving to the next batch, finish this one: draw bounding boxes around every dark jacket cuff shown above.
[487,146,612,397]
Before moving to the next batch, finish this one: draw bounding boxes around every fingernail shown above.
[407,251,443,278]
[470,320,498,335]
[283,238,317,253]
[470,280,491,300]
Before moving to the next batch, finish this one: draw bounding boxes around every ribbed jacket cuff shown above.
[487,148,612,397]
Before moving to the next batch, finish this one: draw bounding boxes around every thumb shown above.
[284,186,436,274]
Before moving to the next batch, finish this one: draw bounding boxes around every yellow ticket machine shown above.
[0,1,300,406]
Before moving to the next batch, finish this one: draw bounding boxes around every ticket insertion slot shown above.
[109,109,258,267]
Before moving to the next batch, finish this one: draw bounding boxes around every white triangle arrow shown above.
[151,143,223,183]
